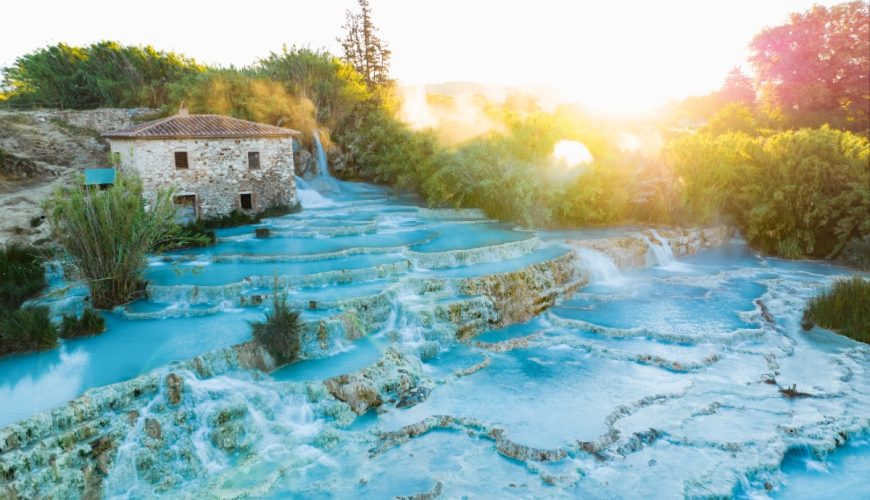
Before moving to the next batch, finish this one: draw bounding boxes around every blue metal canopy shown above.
[84,168,116,186]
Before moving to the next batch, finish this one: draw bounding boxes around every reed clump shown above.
[803,277,870,344]
[251,291,303,365]
[45,173,178,309]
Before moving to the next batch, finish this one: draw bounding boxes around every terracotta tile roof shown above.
[103,114,301,139]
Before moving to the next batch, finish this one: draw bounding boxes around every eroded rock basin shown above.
[1,180,867,498]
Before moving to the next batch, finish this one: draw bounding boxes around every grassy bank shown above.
[803,277,870,344]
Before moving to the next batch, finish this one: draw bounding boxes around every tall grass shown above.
[0,306,58,356]
[45,173,178,309]
[59,308,106,339]
[0,243,47,309]
[804,277,870,344]
[251,291,303,365]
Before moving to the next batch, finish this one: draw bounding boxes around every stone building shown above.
[103,111,300,220]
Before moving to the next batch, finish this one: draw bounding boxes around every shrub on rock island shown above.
[59,308,107,339]
[251,291,303,364]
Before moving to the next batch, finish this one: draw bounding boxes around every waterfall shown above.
[295,176,337,208]
[312,129,331,180]
[644,229,676,266]
[649,229,676,265]
[639,233,672,267]
[574,247,623,284]
[640,230,689,271]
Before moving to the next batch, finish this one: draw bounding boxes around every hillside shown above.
[0,108,153,245]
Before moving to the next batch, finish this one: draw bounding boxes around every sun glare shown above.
[552,140,594,167]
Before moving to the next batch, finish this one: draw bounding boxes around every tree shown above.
[718,67,755,107]
[337,0,392,89]
[701,103,758,136]
[750,1,870,132]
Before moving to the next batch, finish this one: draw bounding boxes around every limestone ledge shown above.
[145,260,411,305]
[408,237,539,269]
[566,226,735,270]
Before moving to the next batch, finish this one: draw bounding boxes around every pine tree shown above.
[338,0,392,88]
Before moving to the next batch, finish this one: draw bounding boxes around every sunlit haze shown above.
[1,0,845,115]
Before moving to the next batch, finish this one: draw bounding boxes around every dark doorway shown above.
[240,193,253,210]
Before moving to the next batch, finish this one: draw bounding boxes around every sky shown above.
[1,0,844,114]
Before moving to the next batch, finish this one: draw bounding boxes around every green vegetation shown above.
[0,245,54,357]
[803,277,870,343]
[1,41,202,109]
[251,292,303,365]
[45,173,179,309]
[2,1,866,264]
[0,244,47,309]
[0,306,57,356]
[59,308,106,339]
[668,125,869,259]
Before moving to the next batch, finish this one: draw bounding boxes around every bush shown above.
[59,308,106,339]
[0,243,47,309]
[2,41,203,109]
[668,126,869,259]
[251,292,303,365]
[255,228,271,238]
[0,306,58,356]
[803,277,870,344]
[45,173,179,309]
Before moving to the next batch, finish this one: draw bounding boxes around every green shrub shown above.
[0,243,47,309]
[45,173,178,309]
[251,292,303,365]
[255,228,271,238]
[59,308,106,339]
[803,277,870,344]
[0,306,58,356]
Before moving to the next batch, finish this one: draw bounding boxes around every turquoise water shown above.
[2,178,868,498]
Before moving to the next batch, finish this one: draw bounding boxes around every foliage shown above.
[167,69,318,133]
[667,67,757,125]
[44,173,179,309]
[668,126,870,258]
[701,104,759,136]
[256,47,373,134]
[0,244,47,309]
[59,308,106,339]
[2,41,203,109]
[804,277,870,343]
[251,291,303,365]
[750,1,870,132]
[0,306,57,356]
[338,0,392,89]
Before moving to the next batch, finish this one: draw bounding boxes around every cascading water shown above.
[639,229,683,269]
[295,176,337,208]
[650,229,676,264]
[573,247,623,284]
[312,129,331,180]
[2,169,867,498]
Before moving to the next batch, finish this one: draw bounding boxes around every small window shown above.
[174,151,189,169]
[248,151,260,170]
[240,193,253,210]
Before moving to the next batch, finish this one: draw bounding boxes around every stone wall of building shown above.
[109,137,297,218]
